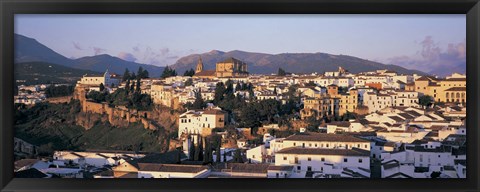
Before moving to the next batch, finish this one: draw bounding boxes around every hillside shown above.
[14,101,167,155]
[170,50,428,75]
[15,62,102,85]
[14,34,165,77]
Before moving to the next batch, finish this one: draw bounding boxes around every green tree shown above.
[192,90,206,110]
[278,68,286,76]
[214,82,226,104]
[130,72,136,80]
[135,79,141,93]
[161,66,177,78]
[215,142,221,162]
[234,149,243,163]
[419,95,434,108]
[184,78,193,86]
[184,68,195,77]
[305,81,316,87]
[99,83,105,92]
[122,68,130,82]
[125,79,131,95]
[189,137,195,160]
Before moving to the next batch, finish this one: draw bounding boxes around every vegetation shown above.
[122,67,149,82]
[44,85,75,98]
[15,62,101,85]
[14,100,165,156]
[419,95,434,108]
[183,68,195,77]
[277,68,286,76]
[184,78,193,86]
[161,66,177,78]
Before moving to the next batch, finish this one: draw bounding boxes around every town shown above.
[14,57,466,179]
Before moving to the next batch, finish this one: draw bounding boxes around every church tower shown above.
[195,57,204,73]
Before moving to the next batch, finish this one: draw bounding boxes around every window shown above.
[344,158,348,162]
[297,166,301,170]
[293,143,296,146]
[307,166,312,171]
[308,157,311,161]
[283,157,287,160]
[359,159,363,163]
[321,158,325,162]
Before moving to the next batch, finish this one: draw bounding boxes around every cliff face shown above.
[75,111,107,130]
[73,86,181,152]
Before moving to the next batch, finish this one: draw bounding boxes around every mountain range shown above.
[15,33,428,78]
[14,34,165,77]
[170,50,427,76]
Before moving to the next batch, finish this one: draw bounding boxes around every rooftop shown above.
[276,147,370,156]
[284,133,369,143]
[138,163,208,173]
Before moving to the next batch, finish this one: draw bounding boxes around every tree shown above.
[184,78,193,86]
[191,90,205,110]
[99,83,105,92]
[137,67,144,79]
[184,68,195,77]
[135,79,141,93]
[234,149,243,163]
[122,68,130,82]
[278,68,286,76]
[273,87,277,95]
[214,82,226,104]
[189,137,195,160]
[419,95,434,108]
[125,79,130,95]
[130,72,136,80]
[161,66,177,78]
[305,81,316,87]
[216,142,221,162]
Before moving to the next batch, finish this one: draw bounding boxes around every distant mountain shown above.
[428,63,466,77]
[15,62,102,85]
[14,34,165,77]
[171,50,428,76]
[15,34,73,65]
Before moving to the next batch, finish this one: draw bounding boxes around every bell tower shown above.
[195,56,204,73]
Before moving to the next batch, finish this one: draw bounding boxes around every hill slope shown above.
[171,50,428,75]
[15,62,102,85]
[14,34,165,77]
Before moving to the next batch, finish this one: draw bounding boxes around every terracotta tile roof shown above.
[277,147,370,157]
[194,70,216,77]
[138,163,208,173]
[284,133,369,143]
[267,165,294,171]
[443,78,466,81]
[444,87,466,92]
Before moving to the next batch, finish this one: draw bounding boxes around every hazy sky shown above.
[15,14,466,71]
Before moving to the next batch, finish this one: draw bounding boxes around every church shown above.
[194,57,249,79]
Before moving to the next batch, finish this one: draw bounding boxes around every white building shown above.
[178,107,227,138]
[275,147,371,178]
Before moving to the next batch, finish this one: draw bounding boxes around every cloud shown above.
[117,52,138,62]
[125,45,199,66]
[93,47,106,55]
[72,42,83,50]
[386,36,466,76]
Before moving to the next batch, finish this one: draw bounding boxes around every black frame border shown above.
[1,0,479,192]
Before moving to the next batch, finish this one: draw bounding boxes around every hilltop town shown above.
[14,57,466,179]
